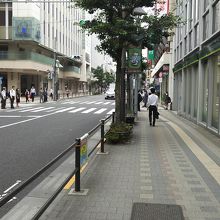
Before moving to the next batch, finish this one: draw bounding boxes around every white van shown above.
[105,83,115,99]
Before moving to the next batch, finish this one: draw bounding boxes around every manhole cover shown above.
[131,203,184,220]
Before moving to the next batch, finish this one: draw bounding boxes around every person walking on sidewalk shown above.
[30,86,36,102]
[9,86,16,109]
[1,87,7,109]
[16,88,20,107]
[142,89,148,107]
[25,89,29,103]
[147,87,158,126]
[39,88,44,103]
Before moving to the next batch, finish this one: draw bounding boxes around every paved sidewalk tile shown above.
[40,109,220,220]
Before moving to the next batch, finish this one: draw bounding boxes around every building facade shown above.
[173,0,220,135]
[0,0,91,97]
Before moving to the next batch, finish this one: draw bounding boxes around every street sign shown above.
[148,50,154,60]
[128,48,142,69]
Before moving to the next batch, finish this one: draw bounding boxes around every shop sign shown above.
[128,48,142,69]
[80,138,88,167]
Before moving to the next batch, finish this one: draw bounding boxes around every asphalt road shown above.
[0,95,114,211]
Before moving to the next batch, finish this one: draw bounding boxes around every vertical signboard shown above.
[80,138,88,167]
[128,48,142,70]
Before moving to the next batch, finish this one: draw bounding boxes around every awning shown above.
[151,52,171,77]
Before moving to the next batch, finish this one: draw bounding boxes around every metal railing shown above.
[0,113,113,220]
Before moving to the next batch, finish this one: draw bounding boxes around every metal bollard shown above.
[101,119,105,153]
[112,112,115,124]
[75,138,81,192]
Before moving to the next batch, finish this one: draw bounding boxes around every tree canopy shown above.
[74,0,180,123]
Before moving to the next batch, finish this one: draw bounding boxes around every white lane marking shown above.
[69,107,86,113]
[94,102,103,105]
[30,107,55,112]
[46,107,64,112]
[94,108,107,114]
[79,101,90,104]
[111,103,115,105]
[162,116,220,186]
[56,107,76,113]
[107,109,115,114]
[0,116,22,118]
[103,102,111,105]
[19,107,44,112]
[82,108,97,113]
[4,180,21,193]
[0,111,58,129]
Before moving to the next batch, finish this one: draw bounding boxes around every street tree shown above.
[92,66,115,93]
[74,0,181,123]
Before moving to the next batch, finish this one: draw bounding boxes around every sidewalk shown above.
[37,108,220,220]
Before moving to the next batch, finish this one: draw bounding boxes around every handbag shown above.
[155,111,160,119]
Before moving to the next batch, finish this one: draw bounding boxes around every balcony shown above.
[0,51,54,72]
[63,66,80,79]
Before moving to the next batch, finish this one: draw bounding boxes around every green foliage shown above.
[105,122,133,144]
[92,66,115,92]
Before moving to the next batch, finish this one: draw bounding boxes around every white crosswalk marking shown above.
[94,102,103,105]
[85,101,96,104]
[107,109,115,114]
[62,101,79,104]
[46,107,65,112]
[56,107,76,113]
[31,107,55,112]
[103,102,111,105]
[19,107,44,112]
[69,107,86,113]
[94,108,107,114]
[82,108,97,113]
[111,102,115,105]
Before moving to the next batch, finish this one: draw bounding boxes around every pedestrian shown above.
[142,89,148,107]
[147,87,159,127]
[9,86,16,109]
[25,89,29,103]
[1,87,7,109]
[137,90,143,111]
[43,88,48,102]
[39,88,44,103]
[30,86,36,102]
[16,88,20,107]
[164,91,171,110]
[50,88,53,100]
[66,88,70,98]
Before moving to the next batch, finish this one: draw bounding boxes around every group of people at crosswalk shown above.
[0,86,21,109]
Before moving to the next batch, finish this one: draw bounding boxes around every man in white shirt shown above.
[1,87,7,109]
[147,87,159,126]
[9,86,16,108]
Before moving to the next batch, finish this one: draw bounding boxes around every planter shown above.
[125,115,135,124]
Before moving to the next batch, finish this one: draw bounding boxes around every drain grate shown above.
[131,203,185,220]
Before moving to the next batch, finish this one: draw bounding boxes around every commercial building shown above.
[173,0,220,135]
[0,0,91,97]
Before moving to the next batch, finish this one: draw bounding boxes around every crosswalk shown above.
[61,100,115,105]
[2,106,115,115]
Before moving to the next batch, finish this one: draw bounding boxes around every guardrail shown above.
[0,113,114,219]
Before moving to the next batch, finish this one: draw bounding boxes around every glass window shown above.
[194,65,199,118]
[211,54,220,129]
[194,24,198,46]
[212,1,220,33]
[203,13,209,40]
[0,10,5,26]
[189,32,192,51]
[184,37,187,54]
[202,60,209,122]
[189,0,193,29]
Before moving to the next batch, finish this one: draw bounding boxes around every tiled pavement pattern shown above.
[39,108,220,220]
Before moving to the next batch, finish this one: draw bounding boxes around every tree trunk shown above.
[115,48,125,123]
